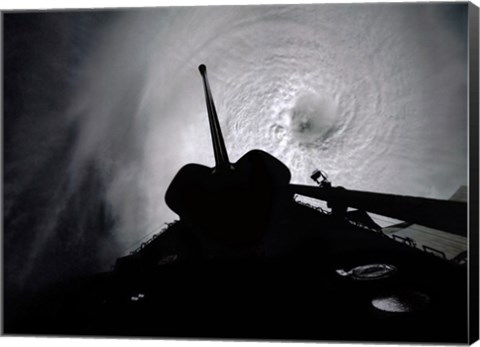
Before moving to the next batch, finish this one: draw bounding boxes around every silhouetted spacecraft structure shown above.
[5,65,470,344]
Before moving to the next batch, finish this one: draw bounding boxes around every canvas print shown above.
[2,2,479,344]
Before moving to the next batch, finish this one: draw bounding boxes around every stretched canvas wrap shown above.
[2,2,479,344]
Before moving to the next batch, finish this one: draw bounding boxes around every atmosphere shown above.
[3,4,468,293]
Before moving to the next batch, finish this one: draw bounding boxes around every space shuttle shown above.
[8,64,473,344]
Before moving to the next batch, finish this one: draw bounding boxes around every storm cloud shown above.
[3,4,468,293]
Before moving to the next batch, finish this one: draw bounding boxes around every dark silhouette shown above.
[4,65,472,344]
[165,65,292,248]
[290,184,467,236]
[311,168,330,187]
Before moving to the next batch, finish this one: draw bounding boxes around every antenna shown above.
[198,64,231,171]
